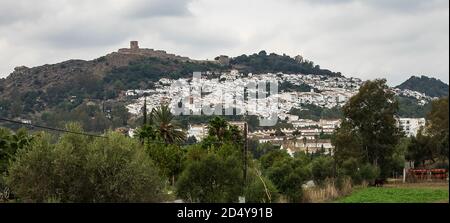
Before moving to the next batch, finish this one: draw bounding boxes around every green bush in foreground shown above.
[5,125,165,202]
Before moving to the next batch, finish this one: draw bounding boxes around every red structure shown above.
[408,169,448,181]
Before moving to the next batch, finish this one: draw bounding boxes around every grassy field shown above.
[336,183,449,203]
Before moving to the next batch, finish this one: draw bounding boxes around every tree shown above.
[425,97,449,161]
[135,124,156,145]
[265,158,310,202]
[336,79,402,178]
[273,128,286,137]
[147,143,185,186]
[339,158,380,184]
[0,127,33,191]
[406,128,436,167]
[332,121,364,167]
[310,156,334,185]
[142,97,148,126]
[259,150,290,170]
[207,117,229,141]
[151,104,186,144]
[176,151,242,203]
[203,117,245,149]
[244,168,279,203]
[5,126,165,202]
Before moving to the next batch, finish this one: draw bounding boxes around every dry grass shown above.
[302,178,354,203]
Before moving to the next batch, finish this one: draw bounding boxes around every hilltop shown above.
[396,75,449,98]
[0,41,341,128]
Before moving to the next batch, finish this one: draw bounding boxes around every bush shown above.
[310,156,334,185]
[359,163,380,184]
[340,159,380,185]
[244,168,279,203]
[146,143,185,185]
[176,152,243,203]
[266,159,310,202]
[5,128,165,202]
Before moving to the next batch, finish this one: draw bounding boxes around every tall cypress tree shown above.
[142,97,147,126]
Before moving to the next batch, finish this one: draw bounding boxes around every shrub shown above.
[359,163,380,184]
[6,128,165,202]
[310,156,334,185]
[244,168,279,203]
[176,152,243,203]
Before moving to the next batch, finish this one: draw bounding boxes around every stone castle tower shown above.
[117,41,191,62]
[130,41,139,50]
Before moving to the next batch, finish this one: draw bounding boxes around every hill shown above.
[0,43,342,130]
[396,75,449,98]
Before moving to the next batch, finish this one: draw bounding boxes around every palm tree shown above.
[151,105,186,144]
[207,117,229,141]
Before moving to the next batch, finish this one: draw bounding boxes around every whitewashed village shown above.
[122,68,431,157]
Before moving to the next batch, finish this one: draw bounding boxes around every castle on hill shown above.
[118,41,230,66]
[118,41,191,62]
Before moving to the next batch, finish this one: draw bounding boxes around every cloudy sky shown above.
[0,0,448,85]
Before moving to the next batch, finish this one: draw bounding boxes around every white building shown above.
[187,124,208,141]
[397,118,426,137]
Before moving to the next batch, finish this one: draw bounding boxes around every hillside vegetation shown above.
[397,75,449,98]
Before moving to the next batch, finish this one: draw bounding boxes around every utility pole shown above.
[243,122,248,186]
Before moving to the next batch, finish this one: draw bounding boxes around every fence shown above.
[406,169,448,182]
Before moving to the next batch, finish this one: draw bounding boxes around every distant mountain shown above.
[396,75,449,98]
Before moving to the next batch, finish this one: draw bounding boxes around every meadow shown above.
[336,183,449,203]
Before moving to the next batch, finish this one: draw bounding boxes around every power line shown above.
[0,117,107,138]
[0,118,247,145]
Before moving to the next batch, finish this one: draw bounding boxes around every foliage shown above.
[334,79,402,178]
[202,117,244,148]
[244,168,279,203]
[396,75,449,98]
[230,51,341,76]
[0,128,33,190]
[279,81,312,93]
[289,104,343,121]
[151,105,186,144]
[425,97,449,160]
[397,96,431,118]
[38,102,130,133]
[259,150,291,170]
[251,142,277,159]
[265,158,310,202]
[5,125,165,202]
[339,159,379,184]
[176,145,243,203]
[406,97,449,166]
[104,57,227,90]
[310,156,334,185]
[146,143,185,185]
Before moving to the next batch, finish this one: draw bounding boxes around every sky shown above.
[0,0,448,86]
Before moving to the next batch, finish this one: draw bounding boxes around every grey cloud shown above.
[125,0,193,18]
[0,0,49,25]
[37,23,131,49]
[304,0,449,12]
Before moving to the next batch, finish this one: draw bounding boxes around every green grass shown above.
[337,187,449,203]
